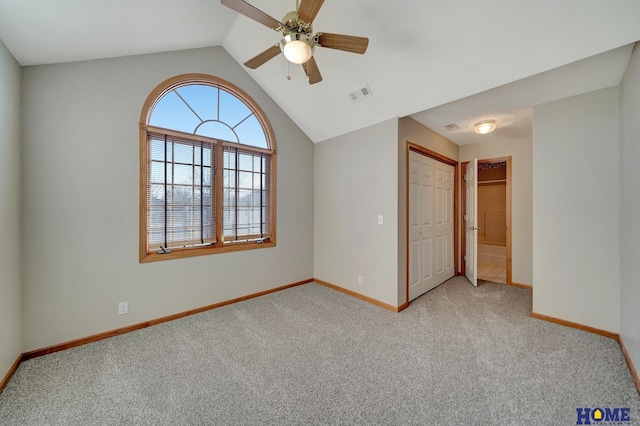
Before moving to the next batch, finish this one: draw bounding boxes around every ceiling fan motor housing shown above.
[279,11,315,64]
[281,11,312,33]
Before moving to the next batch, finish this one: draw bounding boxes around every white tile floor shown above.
[478,262,506,283]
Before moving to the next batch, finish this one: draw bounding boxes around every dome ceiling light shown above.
[474,119,497,135]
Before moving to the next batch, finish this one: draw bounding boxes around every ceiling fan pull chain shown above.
[287,60,292,80]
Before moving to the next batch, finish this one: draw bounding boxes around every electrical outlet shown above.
[358,276,363,286]
[118,301,128,315]
[378,215,384,225]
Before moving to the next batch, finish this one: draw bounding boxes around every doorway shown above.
[461,156,512,285]
[406,143,458,302]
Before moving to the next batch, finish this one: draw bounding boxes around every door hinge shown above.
[464,214,468,222]
[464,255,467,261]
[463,173,468,182]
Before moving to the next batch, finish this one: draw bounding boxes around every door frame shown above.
[460,156,512,284]
[405,142,458,305]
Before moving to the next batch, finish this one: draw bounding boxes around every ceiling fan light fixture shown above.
[280,33,314,64]
[474,119,497,135]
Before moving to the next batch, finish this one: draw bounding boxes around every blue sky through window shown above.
[175,85,218,120]
[149,84,268,148]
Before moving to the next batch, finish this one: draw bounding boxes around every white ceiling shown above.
[1,0,639,144]
[411,44,635,146]
[0,0,238,66]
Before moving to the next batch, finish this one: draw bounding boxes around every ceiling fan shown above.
[220,0,369,84]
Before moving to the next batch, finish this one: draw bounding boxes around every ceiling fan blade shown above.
[317,33,369,54]
[297,0,324,23]
[221,0,282,30]
[302,56,322,84]
[244,44,281,69]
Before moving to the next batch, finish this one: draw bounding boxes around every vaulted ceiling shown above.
[1,0,639,143]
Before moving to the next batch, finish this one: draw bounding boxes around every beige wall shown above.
[533,87,620,333]
[20,47,315,351]
[398,117,459,304]
[314,119,399,306]
[0,39,22,379]
[478,183,507,245]
[620,43,640,374]
[459,134,533,285]
[399,117,459,160]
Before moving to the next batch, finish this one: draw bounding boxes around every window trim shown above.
[139,74,277,263]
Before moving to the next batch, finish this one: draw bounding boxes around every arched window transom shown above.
[149,83,268,149]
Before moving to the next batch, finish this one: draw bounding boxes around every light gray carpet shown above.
[1,277,639,425]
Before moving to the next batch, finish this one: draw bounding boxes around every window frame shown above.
[139,74,277,262]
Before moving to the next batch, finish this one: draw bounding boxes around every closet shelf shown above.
[479,179,507,184]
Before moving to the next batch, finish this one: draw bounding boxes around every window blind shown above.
[222,145,270,243]
[147,132,216,251]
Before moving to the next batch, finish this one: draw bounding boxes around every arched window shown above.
[139,74,276,262]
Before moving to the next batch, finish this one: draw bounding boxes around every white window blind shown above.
[223,145,270,243]
[147,132,215,251]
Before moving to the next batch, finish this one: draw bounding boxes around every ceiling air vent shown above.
[445,123,460,131]
[348,84,373,102]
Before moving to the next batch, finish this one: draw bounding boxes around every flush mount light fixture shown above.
[280,33,314,64]
[474,119,497,135]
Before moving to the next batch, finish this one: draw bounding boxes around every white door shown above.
[434,161,455,285]
[409,151,455,302]
[409,150,434,301]
[465,159,478,286]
